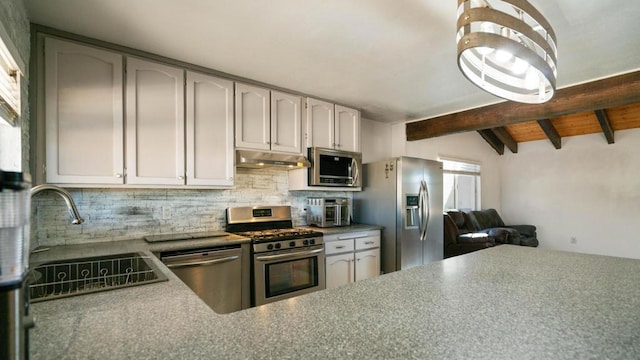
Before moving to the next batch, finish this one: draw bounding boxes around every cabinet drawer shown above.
[324,239,354,255]
[355,235,380,250]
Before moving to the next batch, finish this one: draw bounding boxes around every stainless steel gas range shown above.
[226,206,325,306]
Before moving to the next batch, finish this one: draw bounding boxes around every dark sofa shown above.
[465,209,539,247]
[444,209,539,259]
[443,211,495,258]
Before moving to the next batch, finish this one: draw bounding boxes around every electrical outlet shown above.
[570,237,577,244]
[162,206,172,220]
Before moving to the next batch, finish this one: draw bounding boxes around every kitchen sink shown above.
[28,252,167,302]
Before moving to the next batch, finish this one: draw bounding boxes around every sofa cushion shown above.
[448,211,467,228]
[467,209,505,230]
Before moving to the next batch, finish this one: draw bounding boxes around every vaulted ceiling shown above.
[406,71,640,154]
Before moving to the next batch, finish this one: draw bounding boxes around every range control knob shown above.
[303,239,309,245]
[275,243,282,249]
[289,241,296,247]
[309,239,316,245]
[267,244,274,250]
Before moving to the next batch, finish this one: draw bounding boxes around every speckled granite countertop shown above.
[30,245,640,359]
[30,232,251,264]
[302,223,383,235]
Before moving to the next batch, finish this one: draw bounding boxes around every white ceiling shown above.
[24,0,640,123]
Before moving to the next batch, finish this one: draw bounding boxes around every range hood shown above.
[235,150,310,170]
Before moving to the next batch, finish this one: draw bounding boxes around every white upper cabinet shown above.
[335,105,361,153]
[305,98,334,150]
[235,83,270,151]
[126,57,185,185]
[270,90,302,154]
[305,98,360,152]
[235,84,302,154]
[44,37,124,184]
[186,71,234,186]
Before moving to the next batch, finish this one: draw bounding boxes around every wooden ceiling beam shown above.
[406,71,640,141]
[536,119,562,149]
[491,127,518,153]
[594,109,614,144]
[477,129,504,155]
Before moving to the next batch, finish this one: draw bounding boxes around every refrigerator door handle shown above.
[418,180,428,241]
[422,180,430,241]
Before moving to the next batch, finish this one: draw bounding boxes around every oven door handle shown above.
[255,248,324,262]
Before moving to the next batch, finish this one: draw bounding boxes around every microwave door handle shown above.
[336,204,343,226]
[352,158,360,186]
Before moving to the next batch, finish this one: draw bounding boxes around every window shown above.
[439,157,481,211]
[0,23,22,126]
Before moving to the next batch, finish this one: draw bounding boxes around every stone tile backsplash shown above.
[31,168,350,247]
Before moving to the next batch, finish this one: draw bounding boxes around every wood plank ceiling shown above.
[405,71,640,154]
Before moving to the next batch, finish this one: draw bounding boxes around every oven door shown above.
[253,244,325,306]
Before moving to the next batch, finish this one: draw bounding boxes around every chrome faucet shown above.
[31,184,85,224]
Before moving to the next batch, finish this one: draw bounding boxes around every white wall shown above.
[500,128,640,259]
[393,122,502,210]
[361,118,392,163]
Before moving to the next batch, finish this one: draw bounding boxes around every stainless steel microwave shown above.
[306,197,351,227]
[308,147,362,187]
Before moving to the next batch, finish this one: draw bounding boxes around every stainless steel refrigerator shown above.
[353,157,443,273]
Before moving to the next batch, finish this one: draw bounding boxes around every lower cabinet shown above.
[325,230,380,289]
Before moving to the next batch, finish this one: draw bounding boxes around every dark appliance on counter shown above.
[226,206,325,306]
[306,197,351,227]
[308,147,362,187]
[1,171,35,360]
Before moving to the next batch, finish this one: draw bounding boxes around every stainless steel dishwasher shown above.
[161,246,243,314]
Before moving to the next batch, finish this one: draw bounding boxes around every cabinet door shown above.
[235,83,270,150]
[126,58,185,185]
[186,72,234,186]
[305,98,334,149]
[325,253,354,289]
[270,91,302,154]
[335,105,360,152]
[44,38,124,184]
[355,248,380,282]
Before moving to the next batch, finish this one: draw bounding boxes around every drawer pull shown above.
[335,245,346,249]
[363,241,375,245]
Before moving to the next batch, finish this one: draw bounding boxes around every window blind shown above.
[439,157,481,175]
[0,29,21,126]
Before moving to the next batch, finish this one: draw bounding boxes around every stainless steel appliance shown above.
[306,197,351,227]
[308,147,362,187]
[353,157,443,273]
[161,246,244,314]
[1,171,34,360]
[226,206,325,306]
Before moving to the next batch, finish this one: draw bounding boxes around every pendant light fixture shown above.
[456,0,557,103]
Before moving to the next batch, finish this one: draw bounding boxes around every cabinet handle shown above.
[178,175,185,180]
[115,173,123,178]
[274,142,280,145]
[266,141,271,145]
[335,245,345,249]
[364,241,375,245]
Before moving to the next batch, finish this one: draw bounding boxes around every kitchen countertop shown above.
[30,245,640,359]
[302,223,383,235]
[30,232,251,264]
